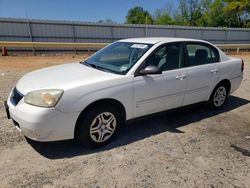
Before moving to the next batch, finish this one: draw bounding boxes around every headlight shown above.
[24,89,63,108]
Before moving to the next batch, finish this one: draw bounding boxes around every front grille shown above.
[10,88,24,106]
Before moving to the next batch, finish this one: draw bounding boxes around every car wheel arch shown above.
[209,79,231,100]
[74,98,126,138]
[216,79,231,93]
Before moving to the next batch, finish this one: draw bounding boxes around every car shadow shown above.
[27,95,249,159]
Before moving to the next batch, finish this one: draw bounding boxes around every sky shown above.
[0,0,177,23]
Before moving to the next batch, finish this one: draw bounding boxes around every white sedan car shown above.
[5,38,243,147]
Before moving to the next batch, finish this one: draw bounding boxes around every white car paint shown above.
[6,37,243,142]
[133,68,187,117]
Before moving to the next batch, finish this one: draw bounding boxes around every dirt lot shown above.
[0,53,249,188]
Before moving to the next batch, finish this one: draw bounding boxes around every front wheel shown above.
[209,84,229,109]
[76,105,122,148]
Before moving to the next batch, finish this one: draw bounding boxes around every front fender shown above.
[56,77,134,120]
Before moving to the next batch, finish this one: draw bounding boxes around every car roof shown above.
[119,37,206,44]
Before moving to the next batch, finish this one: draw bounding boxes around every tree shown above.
[154,8,175,25]
[174,0,189,25]
[174,0,202,26]
[124,1,250,27]
[188,0,201,25]
[126,6,154,24]
[224,0,250,27]
[155,13,174,25]
[196,0,213,26]
[206,0,228,27]
[199,0,250,27]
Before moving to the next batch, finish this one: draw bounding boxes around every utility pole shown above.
[228,22,231,42]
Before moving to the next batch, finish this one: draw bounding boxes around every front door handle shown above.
[210,68,218,74]
[176,73,186,80]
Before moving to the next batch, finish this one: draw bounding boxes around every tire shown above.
[76,105,122,148]
[208,83,229,110]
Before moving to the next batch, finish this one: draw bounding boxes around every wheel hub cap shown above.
[89,112,116,143]
[213,86,227,107]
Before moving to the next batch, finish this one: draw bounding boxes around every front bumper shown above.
[6,97,80,142]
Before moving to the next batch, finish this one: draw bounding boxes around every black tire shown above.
[208,83,229,110]
[75,105,122,148]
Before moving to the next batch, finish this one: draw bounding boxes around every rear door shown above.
[182,42,221,106]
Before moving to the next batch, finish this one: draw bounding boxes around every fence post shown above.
[249,30,250,43]
[110,25,114,42]
[201,29,204,40]
[27,21,33,42]
[144,25,147,37]
[72,24,77,54]
[227,28,231,53]
[174,27,177,37]
[27,21,35,54]
[223,27,228,53]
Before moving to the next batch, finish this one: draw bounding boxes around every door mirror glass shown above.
[139,65,162,75]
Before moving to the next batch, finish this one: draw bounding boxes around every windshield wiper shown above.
[80,61,112,73]
[80,61,92,67]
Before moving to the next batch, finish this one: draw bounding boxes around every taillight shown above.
[241,59,244,72]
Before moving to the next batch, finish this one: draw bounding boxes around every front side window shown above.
[82,42,153,75]
[145,43,182,72]
[186,43,219,67]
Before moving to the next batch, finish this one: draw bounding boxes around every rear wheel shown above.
[76,105,122,148]
[209,83,229,109]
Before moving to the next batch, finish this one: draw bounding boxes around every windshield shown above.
[81,42,153,75]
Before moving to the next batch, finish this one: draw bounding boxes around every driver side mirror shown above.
[138,65,162,76]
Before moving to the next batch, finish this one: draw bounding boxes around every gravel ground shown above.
[0,53,249,188]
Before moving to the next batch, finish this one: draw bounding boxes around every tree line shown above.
[125,0,250,28]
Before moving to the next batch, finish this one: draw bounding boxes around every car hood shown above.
[16,62,120,95]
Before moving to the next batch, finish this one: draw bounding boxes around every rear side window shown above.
[186,43,219,67]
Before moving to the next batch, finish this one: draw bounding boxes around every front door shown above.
[133,42,187,118]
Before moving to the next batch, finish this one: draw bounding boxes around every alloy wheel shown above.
[89,112,116,143]
[213,86,227,107]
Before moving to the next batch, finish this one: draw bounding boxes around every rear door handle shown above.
[176,73,186,80]
[210,68,218,74]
